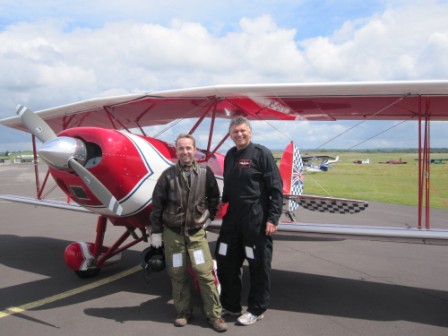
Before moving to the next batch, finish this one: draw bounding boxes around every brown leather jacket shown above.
[150,161,220,235]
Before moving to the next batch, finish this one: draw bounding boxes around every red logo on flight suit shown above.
[238,159,252,168]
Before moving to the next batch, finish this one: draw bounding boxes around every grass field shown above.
[3,151,447,209]
[290,152,448,209]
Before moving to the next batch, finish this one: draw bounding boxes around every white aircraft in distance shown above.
[353,159,370,164]
[1,80,448,278]
[302,155,339,172]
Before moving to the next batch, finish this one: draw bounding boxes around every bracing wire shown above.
[347,120,408,150]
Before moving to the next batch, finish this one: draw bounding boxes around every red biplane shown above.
[1,80,448,277]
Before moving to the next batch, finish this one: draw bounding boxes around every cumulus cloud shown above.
[0,0,447,151]
[301,1,448,81]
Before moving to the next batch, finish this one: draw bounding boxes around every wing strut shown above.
[187,97,231,162]
[189,98,219,162]
[31,134,41,197]
[417,96,431,229]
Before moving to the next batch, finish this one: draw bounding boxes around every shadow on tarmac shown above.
[1,234,447,328]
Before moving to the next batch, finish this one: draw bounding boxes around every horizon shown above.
[3,147,448,157]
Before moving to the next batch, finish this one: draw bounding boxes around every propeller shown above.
[16,105,57,143]
[16,105,123,216]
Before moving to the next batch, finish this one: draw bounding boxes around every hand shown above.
[265,222,278,236]
[203,218,211,229]
[151,233,163,248]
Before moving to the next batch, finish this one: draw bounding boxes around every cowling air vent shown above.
[70,185,90,200]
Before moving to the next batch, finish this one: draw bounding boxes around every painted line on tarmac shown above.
[0,265,141,319]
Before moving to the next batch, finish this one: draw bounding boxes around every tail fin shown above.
[279,141,304,211]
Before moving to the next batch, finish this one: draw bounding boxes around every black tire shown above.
[75,268,101,278]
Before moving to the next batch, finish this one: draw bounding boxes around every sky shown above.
[1,0,448,152]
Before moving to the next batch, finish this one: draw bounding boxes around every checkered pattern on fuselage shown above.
[297,199,369,214]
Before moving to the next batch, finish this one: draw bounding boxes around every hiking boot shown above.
[237,312,264,326]
[221,308,242,317]
[208,317,228,332]
[174,313,192,327]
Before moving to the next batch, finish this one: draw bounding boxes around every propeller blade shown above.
[16,105,57,143]
[68,158,123,216]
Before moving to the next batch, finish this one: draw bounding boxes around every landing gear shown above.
[64,215,148,278]
[64,241,110,278]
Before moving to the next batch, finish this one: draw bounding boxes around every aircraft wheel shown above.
[65,242,99,277]
[75,268,101,278]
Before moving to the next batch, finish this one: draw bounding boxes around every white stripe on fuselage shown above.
[85,131,173,217]
[115,132,173,216]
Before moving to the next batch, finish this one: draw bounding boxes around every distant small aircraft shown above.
[15,154,39,163]
[414,158,448,164]
[353,159,370,164]
[380,158,407,164]
[303,155,339,172]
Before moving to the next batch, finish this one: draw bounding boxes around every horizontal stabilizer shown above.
[284,194,368,214]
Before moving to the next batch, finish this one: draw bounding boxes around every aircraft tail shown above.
[279,141,304,211]
[328,155,339,164]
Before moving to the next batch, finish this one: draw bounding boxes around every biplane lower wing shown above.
[204,217,448,245]
[0,194,92,213]
[3,192,447,246]
[275,222,448,246]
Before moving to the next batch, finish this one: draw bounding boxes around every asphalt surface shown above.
[1,163,448,335]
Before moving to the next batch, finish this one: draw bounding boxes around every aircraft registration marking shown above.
[0,265,140,319]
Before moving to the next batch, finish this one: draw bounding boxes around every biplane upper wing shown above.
[2,80,448,134]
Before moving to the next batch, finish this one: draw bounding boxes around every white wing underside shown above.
[0,194,92,213]
[2,194,447,245]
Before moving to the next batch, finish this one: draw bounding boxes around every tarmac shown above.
[1,163,448,335]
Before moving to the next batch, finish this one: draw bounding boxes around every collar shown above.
[175,160,198,175]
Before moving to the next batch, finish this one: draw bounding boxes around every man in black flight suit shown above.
[216,116,283,326]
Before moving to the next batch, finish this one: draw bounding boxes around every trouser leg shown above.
[247,236,273,316]
[163,228,192,315]
[186,229,222,319]
[215,232,244,313]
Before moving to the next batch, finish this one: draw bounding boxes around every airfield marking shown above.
[0,265,141,319]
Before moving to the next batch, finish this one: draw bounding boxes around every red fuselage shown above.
[49,127,224,227]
